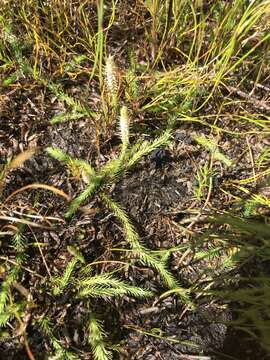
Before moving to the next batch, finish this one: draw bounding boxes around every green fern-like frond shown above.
[159,249,172,264]
[0,303,18,328]
[46,147,102,218]
[46,147,73,163]
[52,247,86,295]
[127,130,172,169]
[100,194,184,293]
[38,315,54,335]
[194,247,223,261]
[50,111,86,125]
[78,285,152,299]
[12,232,26,252]
[101,193,140,248]
[0,310,13,328]
[0,302,24,328]
[0,253,25,313]
[136,249,178,289]
[0,282,10,314]
[195,135,232,167]
[38,316,79,360]
[137,249,193,306]
[67,246,86,264]
[66,178,101,218]
[2,24,32,75]
[46,82,78,108]
[88,314,113,360]
[99,158,123,182]
[78,273,153,299]
[65,158,124,219]
[46,147,95,175]
[52,257,78,296]
[46,147,95,179]
[46,81,94,123]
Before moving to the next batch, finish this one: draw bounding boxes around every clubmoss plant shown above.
[47,108,187,298]
[47,111,172,218]
[88,314,113,360]
[0,232,27,337]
